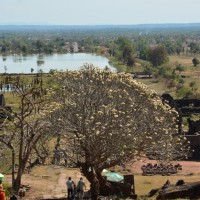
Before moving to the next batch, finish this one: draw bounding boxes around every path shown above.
[7,165,90,200]
[42,167,87,199]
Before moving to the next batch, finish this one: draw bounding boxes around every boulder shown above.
[157,180,200,199]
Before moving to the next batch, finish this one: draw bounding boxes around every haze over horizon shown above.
[0,0,200,26]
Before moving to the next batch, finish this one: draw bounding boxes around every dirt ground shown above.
[5,165,91,200]
[3,160,200,199]
[127,160,200,174]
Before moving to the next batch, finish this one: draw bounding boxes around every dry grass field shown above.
[137,55,200,95]
[137,79,167,95]
[169,55,195,66]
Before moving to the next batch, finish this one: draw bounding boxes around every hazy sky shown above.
[0,0,200,25]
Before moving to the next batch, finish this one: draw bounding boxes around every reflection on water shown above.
[0,83,14,92]
[37,54,45,66]
[12,54,29,63]
[38,54,44,59]
[13,56,22,63]
[0,53,113,73]
[37,60,45,66]
[0,83,32,92]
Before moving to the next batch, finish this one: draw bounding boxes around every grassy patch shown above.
[135,174,200,196]
[108,56,128,72]
[138,78,168,95]
[169,55,194,67]
[4,92,21,111]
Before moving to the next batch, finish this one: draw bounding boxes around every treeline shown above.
[1,25,200,55]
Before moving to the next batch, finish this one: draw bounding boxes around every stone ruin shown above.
[161,94,200,116]
[141,163,182,176]
[161,93,200,159]
[187,118,200,135]
[146,179,200,200]
[162,94,199,131]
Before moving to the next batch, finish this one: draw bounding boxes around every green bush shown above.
[176,86,192,98]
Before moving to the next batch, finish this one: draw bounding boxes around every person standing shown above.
[0,180,5,200]
[66,177,74,199]
[77,177,86,200]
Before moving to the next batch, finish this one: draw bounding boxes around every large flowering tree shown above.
[51,65,189,199]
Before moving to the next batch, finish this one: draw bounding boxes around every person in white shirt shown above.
[66,177,74,199]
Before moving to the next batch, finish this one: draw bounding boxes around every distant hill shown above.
[0,23,200,32]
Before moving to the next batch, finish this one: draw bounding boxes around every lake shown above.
[0,53,113,73]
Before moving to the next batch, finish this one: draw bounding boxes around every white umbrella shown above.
[0,174,4,181]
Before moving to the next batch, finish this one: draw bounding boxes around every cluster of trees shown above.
[108,37,136,67]
[1,25,200,56]
[146,46,169,67]
[189,42,200,54]
[0,37,83,55]
[134,37,182,60]
[192,57,200,67]
[107,37,169,68]
[142,61,200,99]
[161,40,183,55]
[0,67,190,199]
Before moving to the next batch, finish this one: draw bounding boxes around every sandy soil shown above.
[3,160,200,199]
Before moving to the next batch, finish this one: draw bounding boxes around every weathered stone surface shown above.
[157,181,200,200]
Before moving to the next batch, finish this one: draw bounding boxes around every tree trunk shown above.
[14,170,22,192]
[90,175,99,200]
[79,163,100,200]
[12,149,15,189]
[79,163,116,199]
[96,171,113,195]
[14,160,26,192]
